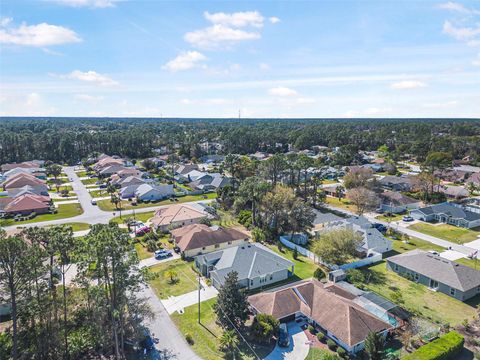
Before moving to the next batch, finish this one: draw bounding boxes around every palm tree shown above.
[365,331,385,360]
[219,329,239,354]
[164,269,178,284]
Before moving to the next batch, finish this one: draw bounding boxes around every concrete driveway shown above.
[265,321,309,360]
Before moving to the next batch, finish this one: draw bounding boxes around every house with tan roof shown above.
[2,173,47,190]
[248,279,392,354]
[0,194,51,216]
[150,203,210,231]
[171,224,249,258]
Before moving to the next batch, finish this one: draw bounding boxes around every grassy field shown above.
[81,178,100,185]
[97,192,217,211]
[0,203,83,226]
[110,211,156,224]
[75,170,89,177]
[322,179,340,185]
[46,222,90,232]
[89,189,107,198]
[53,197,78,202]
[377,213,405,222]
[357,261,479,326]
[135,242,153,260]
[267,244,317,280]
[408,223,480,244]
[148,259,199,298]
[390,236,444,254]
[307,348,341,359]
[171,299,273,360]
[134,234,173,260]
[325,196,357,213]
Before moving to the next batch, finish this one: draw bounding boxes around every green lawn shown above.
[46,222,90,232]
[135,242,153,260]
[408,223,480,244]
[325,196,357,213]
[53,197,78,202]
[307,348,341,359]
[267,244,317,280]
[110,211,156,225]
[357,261,479,326]
[171,299,273,360]
[148,259,199,298]
[97,192,217,211]
[89,189,107,198]
[390,236,444,254]
[75,170,89,177]
[47,178,68,185]
[377,213,405,222]
[0,203,83,226]
[322,179,340,185]
[81,178,99,185]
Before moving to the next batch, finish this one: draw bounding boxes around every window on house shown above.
[414,273,419,281]
[228,241,231,245]
[394,264,399,271]
[202,247,206,250]
[214,244,220,248]
[450,288,456,296]
[250,280,253,285]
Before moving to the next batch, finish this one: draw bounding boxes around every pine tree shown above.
[214,271,249,329]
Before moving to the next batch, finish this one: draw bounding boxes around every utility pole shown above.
[198,271,201,324]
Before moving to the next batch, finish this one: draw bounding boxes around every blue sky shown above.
[0,0,479,118]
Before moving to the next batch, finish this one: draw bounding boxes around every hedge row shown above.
[402,331,464,360]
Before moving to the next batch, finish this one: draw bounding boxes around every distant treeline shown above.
[0,117,479,164]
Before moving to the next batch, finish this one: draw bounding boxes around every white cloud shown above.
[269,17,281,24]
[390,80,427,89]
[423,100,458,108]
[443,21,480,41]
[438,2,480,14]
[63,70,118,86]
[204,11,264,28]
[259,62,270,70]
[162,51,207,72]
[0,19,81,47]
[53,0,117,8]
[74,94,104,103]
[473,53,480,66]
[268,86,298,96]
[0,93,56,116]
[184,24,260,50]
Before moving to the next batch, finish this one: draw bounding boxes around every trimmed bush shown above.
[314,267,326,280]
[316,332,325,342]
[185,334,194,345]
[337,347,347,358]
[401,331,464,360]
[327,339,337,350]
[308,325,315,334]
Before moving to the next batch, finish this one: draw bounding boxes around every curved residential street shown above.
[3,166,213,232]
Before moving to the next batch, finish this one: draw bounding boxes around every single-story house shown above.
[315,215,392,255]
[189,173,230,191]
[435,169,469,183]
[439,186,469,199]
[175,164,199,176]
[386,249,480,301]
[3,167,46,180]
[248,279,392,354]
[0,194,51,216]
[466,172,480,187]
[98,164,127,177]
[410,202,480,229]
[379,176,414,191]
[196,243,294,290]
[323,183,342,197]
[2,173,46,190]
[378,191,422,214]
[151,203,210,231]
[1,161,43,172]
[134,184,174,201]
[171,223,249,258]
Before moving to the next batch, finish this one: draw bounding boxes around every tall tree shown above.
[311,228,363,265]
[0,231,29,360]
[346,187,379,215]
[364,331,385,360]
[214,271,249,330]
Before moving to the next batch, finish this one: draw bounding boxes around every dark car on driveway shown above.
[278,323,290,347]
[372,223,387,233]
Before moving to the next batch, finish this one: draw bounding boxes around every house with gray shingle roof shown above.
[379,190,422,214]
[195,243,294,290]
[386,249,480,301]
[410,202,480,229]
